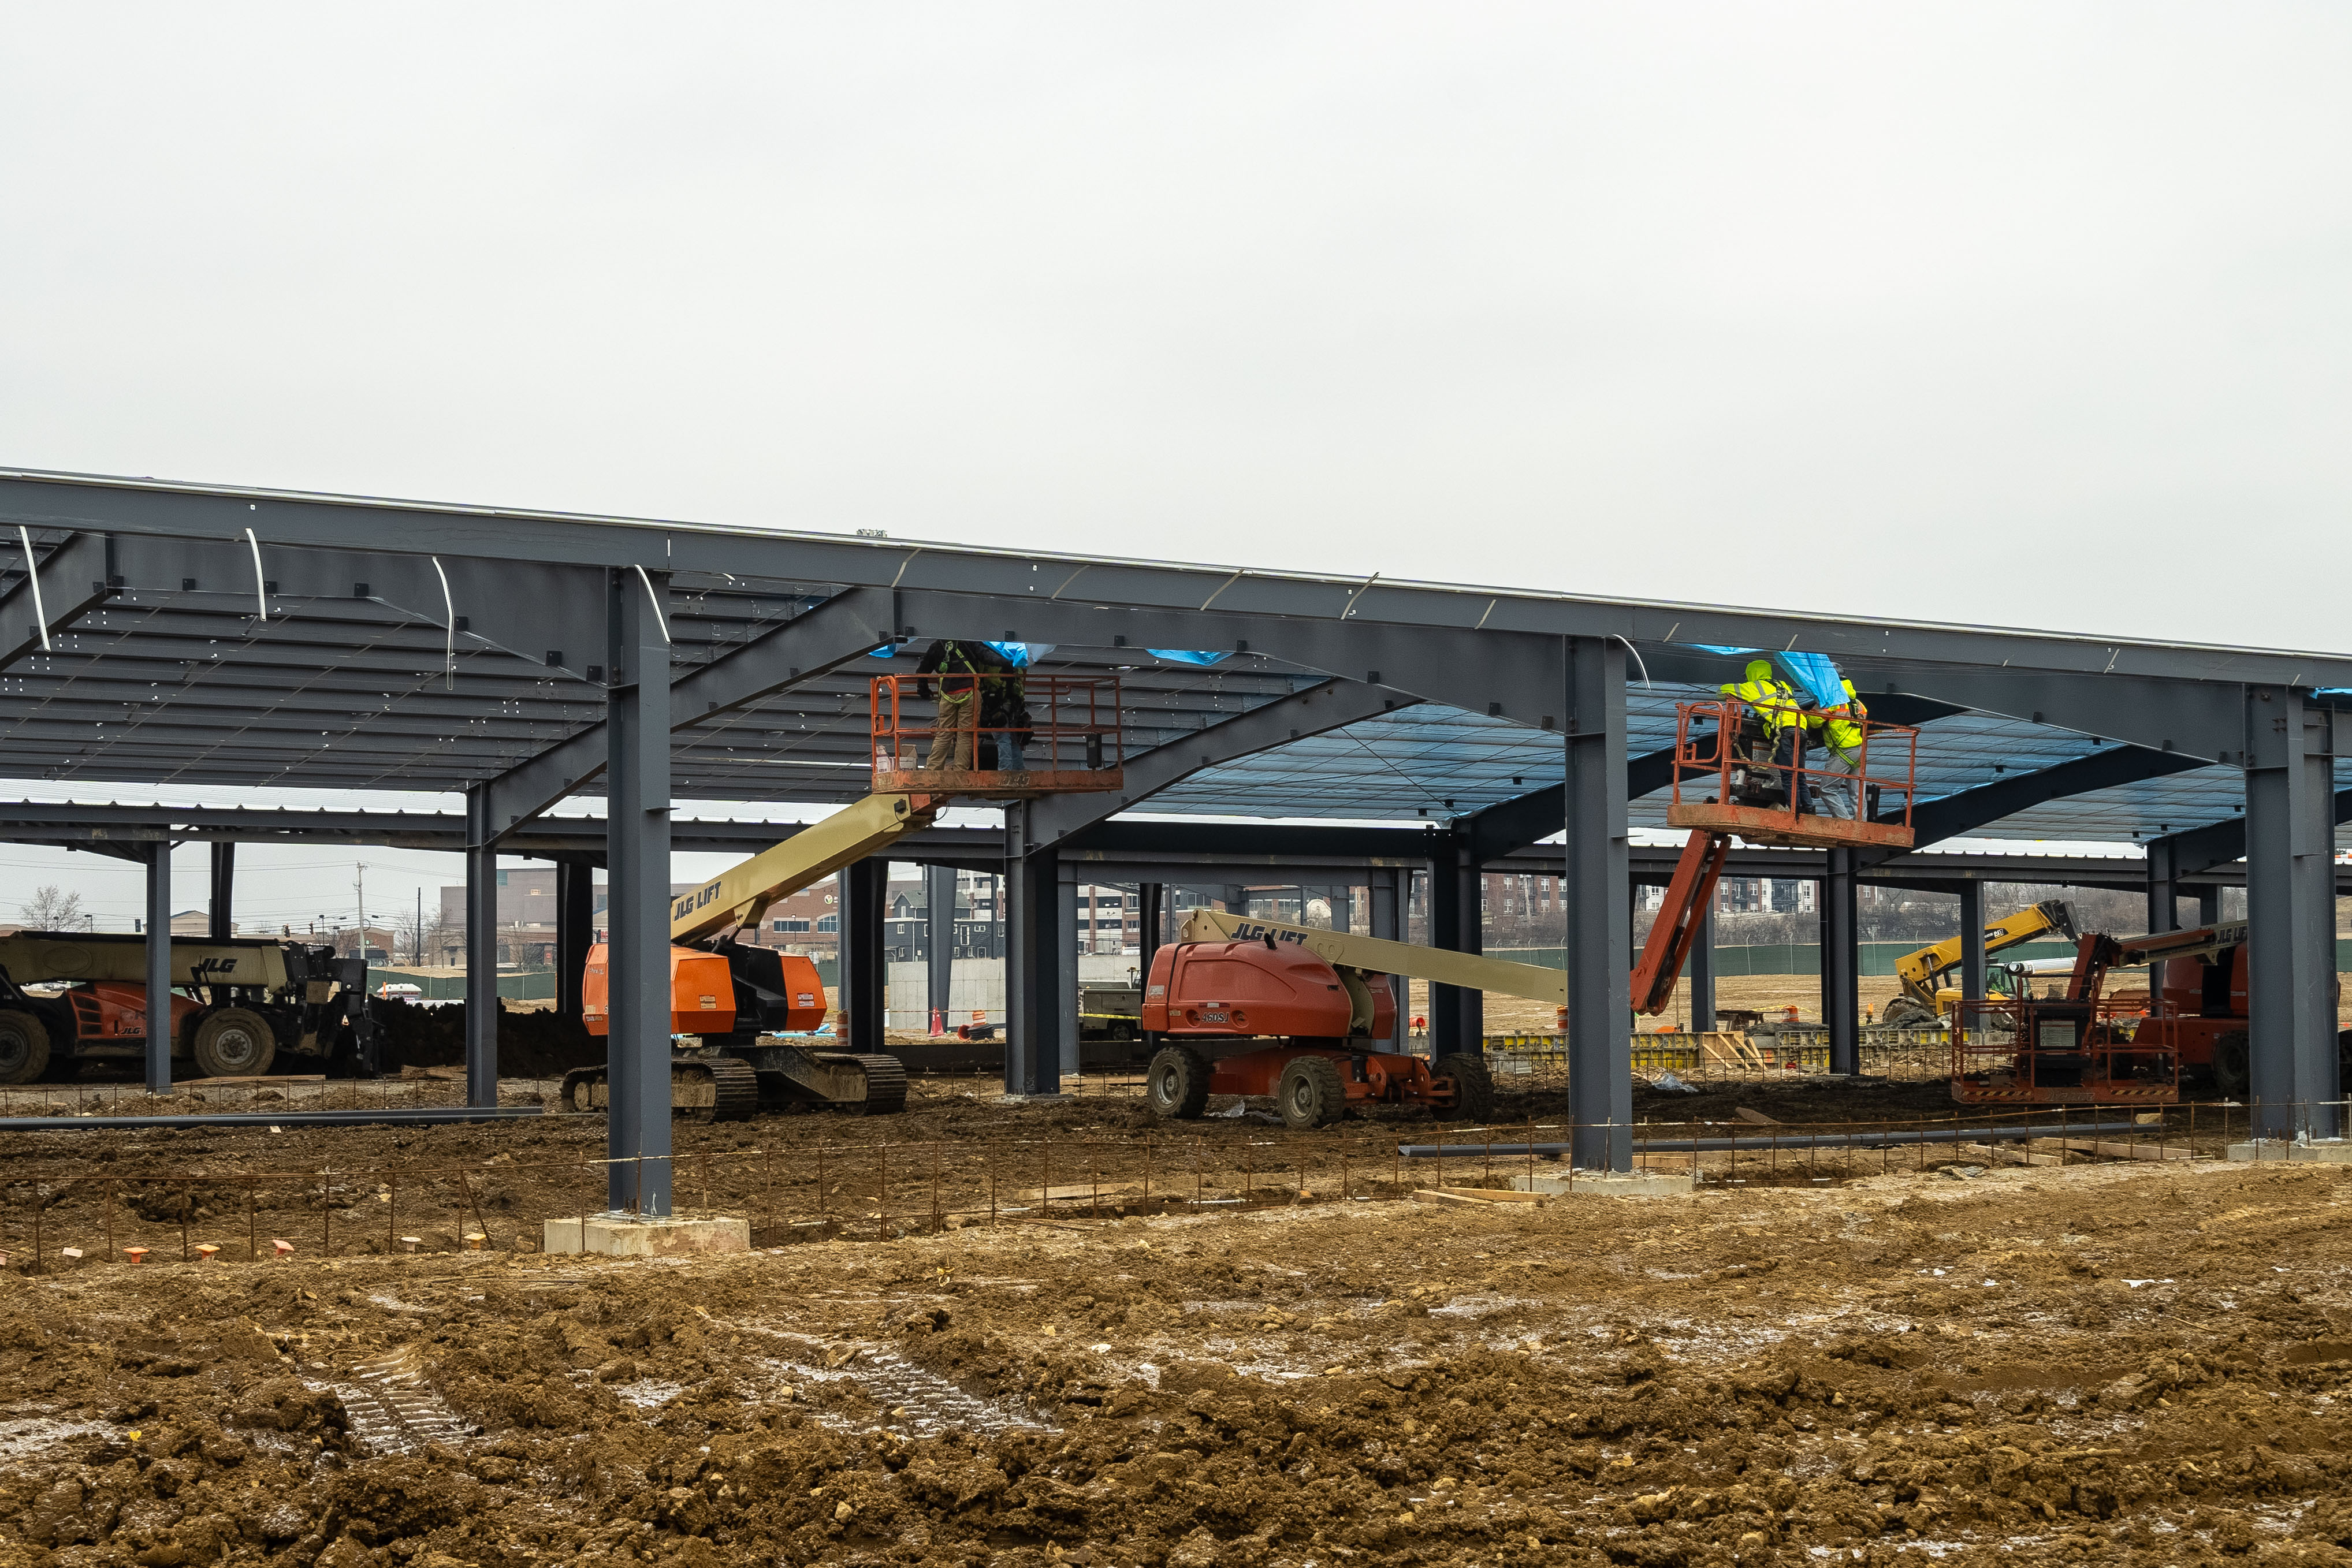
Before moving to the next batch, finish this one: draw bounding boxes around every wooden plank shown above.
[1411,1186,1547,1206]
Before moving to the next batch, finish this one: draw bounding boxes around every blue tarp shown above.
[1677,643,1846,705]
[1150,649,1230,666]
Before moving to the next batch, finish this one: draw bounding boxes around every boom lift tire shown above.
[191,1008,278,1078]
[0,1010,51,1085]
[1277,1054,1346,1130]
[1146,1044,1212,1120]
[1433,1053,1495,1123]
[2211,1029,2250,1097]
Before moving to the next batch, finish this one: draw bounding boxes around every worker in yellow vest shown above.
[1718,660,1810,810]
[1810,679,1868,818]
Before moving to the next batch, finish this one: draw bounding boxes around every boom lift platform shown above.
[1948,925,2217,1106]
[562,674,1122,1121]
[1134,695,1919,1128]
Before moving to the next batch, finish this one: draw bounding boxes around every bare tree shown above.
[19,884,84,930]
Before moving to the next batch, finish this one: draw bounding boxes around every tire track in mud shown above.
[305,1345,475,1456]
[731,1323,1056,1439]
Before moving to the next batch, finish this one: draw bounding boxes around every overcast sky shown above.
[5,4,2347,930]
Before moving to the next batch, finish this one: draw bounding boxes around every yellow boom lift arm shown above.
[669,792,941,944]
[1890,897,2077,1016]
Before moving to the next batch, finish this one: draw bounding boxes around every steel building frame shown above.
[2,466,2346,1185]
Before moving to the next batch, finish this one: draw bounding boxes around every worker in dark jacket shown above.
[978,647,1033,773]
[914,639,988,770]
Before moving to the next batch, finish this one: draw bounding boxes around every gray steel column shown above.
[1565,636,1631,1171]
[1372,867,1408,1052]
[1331,884,1353,934]
[841,859,887,1054]
[2243,685,2339,1139]
[2195,886,2220,927]
[606,566,673,1215]
[1821,848,1860,1074]
[464,787,500,1109]
[1058,866,1081,1076]
[1002,804,1062,1095]
[145,842,172,1093]
[1138,882,1164,979]
[1429,838,1465,1052]
[1460,852,1484,1045]
[207,842,235,941]
[925,862,957,1031]
[1958,881,1986,1002]
[556,861,593,1019]
[2146,835,2180,934]
[1687,898,1715,1031]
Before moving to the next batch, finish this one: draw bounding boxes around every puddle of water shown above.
[611,1380,685,1409]
[0,1415,111,1461]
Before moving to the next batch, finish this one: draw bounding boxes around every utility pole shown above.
[415,888,423,965]
[353,862,367,959]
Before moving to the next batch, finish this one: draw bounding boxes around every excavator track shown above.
[554,1056,761,1123]
[816,1052,907,1116]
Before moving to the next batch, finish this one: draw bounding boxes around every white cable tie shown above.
[635,565,672,643]
[1613,635,1652,688]
[243,527,267,621]
[430,556,456,690]
[16,526,50,652]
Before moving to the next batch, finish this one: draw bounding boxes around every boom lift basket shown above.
[1665,697,1920,850]
[871,673,1125,797]
[1950,995,2180,1105]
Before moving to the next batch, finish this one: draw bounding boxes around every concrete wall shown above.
[883,955,1138,1030]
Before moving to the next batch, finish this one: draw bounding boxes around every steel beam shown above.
[1565,638,1630,1170]
[1859,665,2246,763]
[2,532,115,672]
[2242,686,2340,1138]
[605,568,674,1214]
[474,586,895,838]
[1871,744,2210,859]
[144,841,171,1093]
[1024,679,1412,850]
[18,470,2352,687]
[464,787,499,1108]
[1821,849,1859,1074]
[2147,786,2352,880]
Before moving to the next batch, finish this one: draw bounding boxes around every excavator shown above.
[1878,899,2079,1027]
[560,669,1123,1121]
[1140,692,1922,1127]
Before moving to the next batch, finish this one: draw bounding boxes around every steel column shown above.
[463,787,500,1109]
[1687,898,1715,1031]
[605,567,673,1215]
[1565,637,1631,1170]
[145,842,172,1093]
[1138,882,1164,979]
[841,858,887,1055]
[1002,804,1062,1096]
[1821,848,1860,1075]
[2243,686,2340,1139]
[1428,835,1472,1052]
[1372,867,1408,1053]
[1959,882,1986,1002]
[556,862,593,1019]
[925,863,957,1031]
[2196,887,2220,926]
[1058,866,1081,1077]
[2146,835,2181,935]
[207,842,235,940]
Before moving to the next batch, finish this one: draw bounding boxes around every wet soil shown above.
[1,1074,2347,1567]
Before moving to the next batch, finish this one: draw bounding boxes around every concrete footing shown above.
[542,1215,751,1257]
[2226,1139,2352,1165]
[1515,1171,1696,1198]
[996,1093,1072,1106]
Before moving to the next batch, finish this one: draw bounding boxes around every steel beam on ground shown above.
[464,787,498,1109]
[842,858,887,1057]
[144,841,170,1093]
[1959,882,1986,1003]
[2243,686,2340,1139]
[207,841,235,940]
[605,567,674,1215]
[1002,803,1061,1097]
[1821,848,1859,1074]
[925,863,956,1029]
[556,861,593,1016]
[1565,637,1630,1171]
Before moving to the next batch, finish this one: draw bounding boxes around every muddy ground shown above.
[2,1072,2349,1567]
